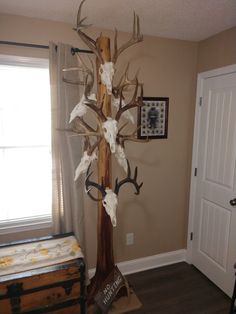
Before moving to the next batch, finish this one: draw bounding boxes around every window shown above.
[0,55,52,233]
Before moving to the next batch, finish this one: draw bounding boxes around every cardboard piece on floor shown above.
[109,288,142,313]
[88,288,142,314]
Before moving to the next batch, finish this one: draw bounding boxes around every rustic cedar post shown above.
[71,0,144,304]
[88,36,115,301]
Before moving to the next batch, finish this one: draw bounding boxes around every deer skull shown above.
[102,118,118,153]
[69,93,97,123]
[74,150,97,181]
[102,188,118,227]
[99,62,115,95]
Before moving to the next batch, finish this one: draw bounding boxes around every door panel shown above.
[192,71,236,296]
[199,199,230,270]
[205,89,235,188]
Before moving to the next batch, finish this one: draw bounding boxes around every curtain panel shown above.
[49,42,85,255]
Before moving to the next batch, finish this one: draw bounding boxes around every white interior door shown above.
[191,69,236,297]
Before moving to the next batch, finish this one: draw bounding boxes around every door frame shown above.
[186,64,236,264]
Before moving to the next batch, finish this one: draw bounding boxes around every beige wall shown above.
[0,13,198,268]
[197,27,236,73]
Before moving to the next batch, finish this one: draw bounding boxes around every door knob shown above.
[230,198,236,206]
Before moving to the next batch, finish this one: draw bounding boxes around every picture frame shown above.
[137,97,169,139]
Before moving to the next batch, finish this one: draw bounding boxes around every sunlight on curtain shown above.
[49,42,85,253]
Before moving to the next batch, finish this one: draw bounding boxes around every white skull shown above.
[115,144,128,173]
[74,151,97,181]
[69,93,96,123]
[102,189,118,227]
[112,97,135,124]
[99,62,115,95]
[102,118,118,153]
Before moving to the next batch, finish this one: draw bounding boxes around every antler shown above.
[117,118,150,147]
[112,12,143,64]
[115,79,143,122]
[74,0,104,64]
[112,63,137,98]
[117,122,129,138]
[63,53,94,91]
[85,164,106,201]
[84,136,102,155]
[114,160,143,195]
[74,116,97,133]
[78,61,105,122]
[83,94,106,122]
[62,66,87,85]
[78,53,95,96]
[117,124,148,146]
[65,53,106,127]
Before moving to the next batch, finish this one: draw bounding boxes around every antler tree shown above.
[65,0,147,303]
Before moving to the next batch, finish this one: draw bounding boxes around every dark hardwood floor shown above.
[126,262,231,314]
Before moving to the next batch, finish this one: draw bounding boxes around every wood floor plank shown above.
[126,262,231,314]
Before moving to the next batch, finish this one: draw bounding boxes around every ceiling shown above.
[0,0,236,41]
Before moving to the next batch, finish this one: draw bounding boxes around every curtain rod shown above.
[0,41,93,55]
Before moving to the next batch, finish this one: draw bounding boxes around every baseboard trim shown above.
[88,249,186,278]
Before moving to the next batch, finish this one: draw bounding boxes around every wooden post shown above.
[88,35,115,302]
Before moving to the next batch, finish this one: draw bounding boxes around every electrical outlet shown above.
[126,233,134,245]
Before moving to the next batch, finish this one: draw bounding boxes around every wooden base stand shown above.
[88,288,142,314]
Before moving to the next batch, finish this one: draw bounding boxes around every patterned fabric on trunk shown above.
[0,236,83,276]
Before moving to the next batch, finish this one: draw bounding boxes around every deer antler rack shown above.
[115,81,143,122]
[62,66,86,85]
[74,0,104,64]
[74,1,143,66]
[112,12,143,64]
[74,116,96,133]
[85,159,143,201]
[63,55,107,131]
[112,63,140,98]
[83,95,106,122]
[114,160,143,195]
[62,53,95,92]
[85,164,106,201]
[84,136,102,155]
[117,125,147,146]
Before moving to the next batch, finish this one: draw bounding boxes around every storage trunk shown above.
[0,235,86,314]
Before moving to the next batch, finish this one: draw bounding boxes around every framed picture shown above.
[137,97,169,139]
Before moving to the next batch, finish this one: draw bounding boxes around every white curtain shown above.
[49,42,85,254]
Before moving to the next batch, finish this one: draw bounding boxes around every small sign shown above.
[94,266,127,313]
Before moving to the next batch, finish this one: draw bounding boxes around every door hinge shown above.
[190,232,193,241]
[199,97,202,106]
[194,168,197,176]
